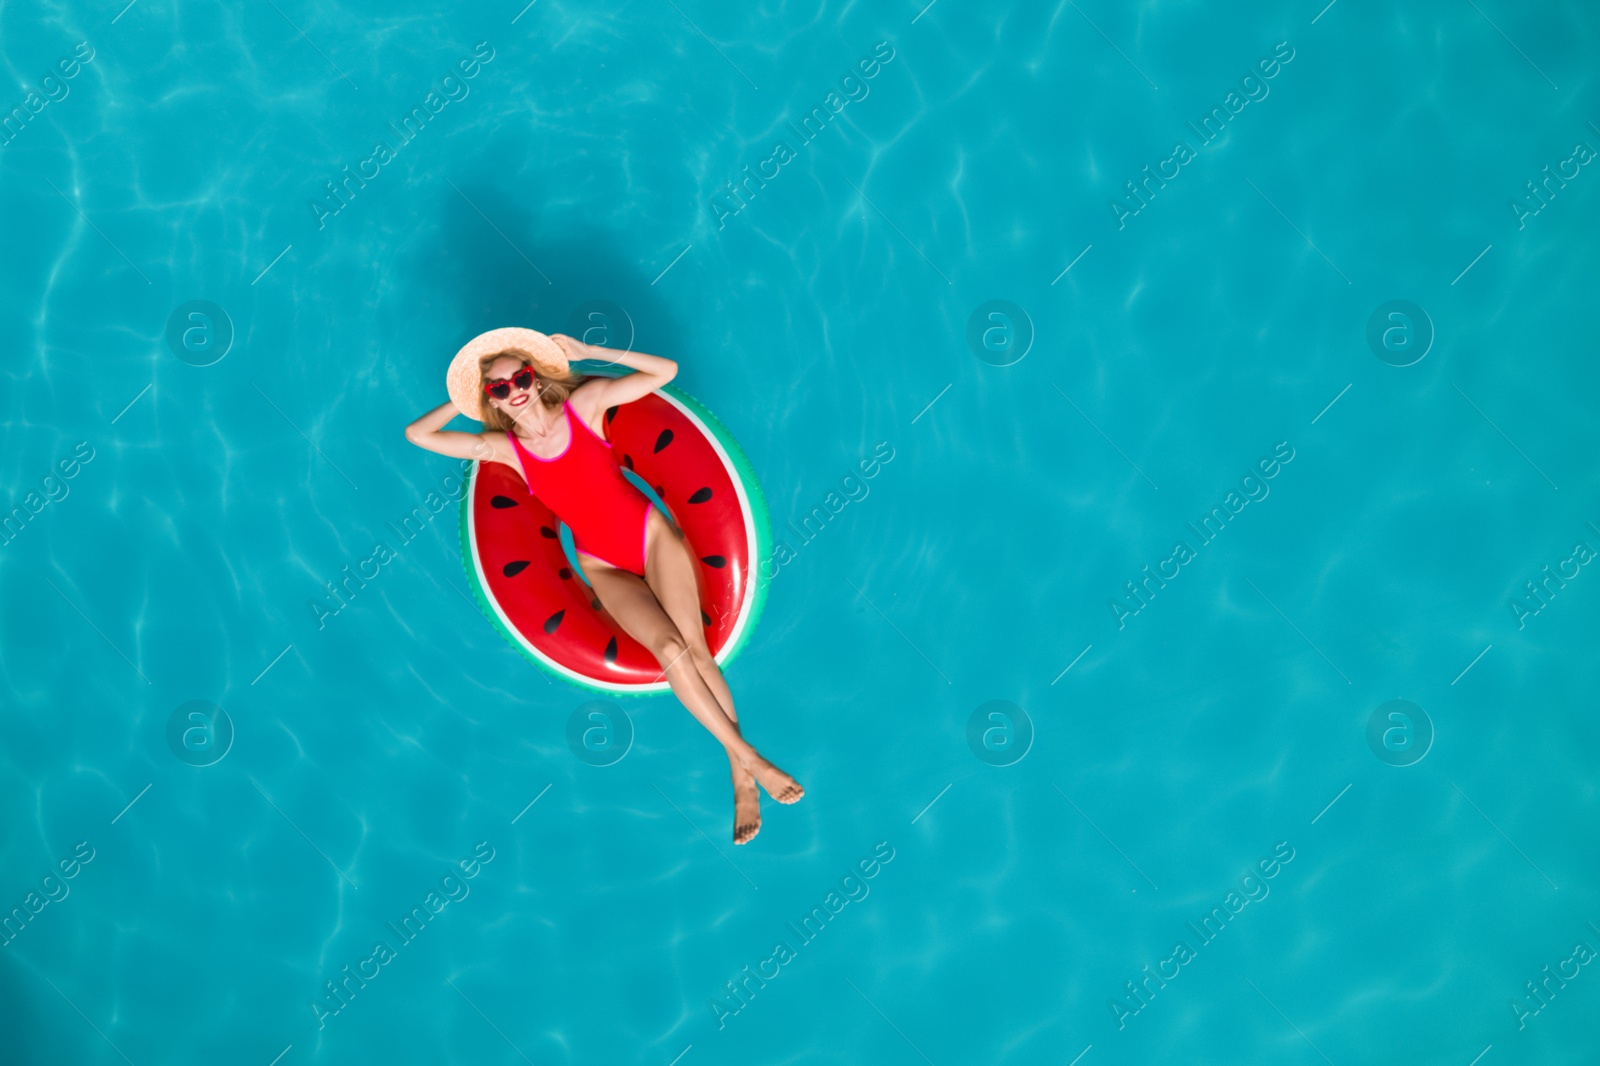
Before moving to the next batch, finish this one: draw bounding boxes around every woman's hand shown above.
[563,335,678,410]
[548,333,591,362]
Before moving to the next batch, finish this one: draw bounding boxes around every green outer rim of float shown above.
[457,382,772,696]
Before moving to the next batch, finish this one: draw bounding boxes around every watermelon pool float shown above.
[460,384,772,694]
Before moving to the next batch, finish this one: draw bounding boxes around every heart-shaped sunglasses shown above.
[483,364,536,399]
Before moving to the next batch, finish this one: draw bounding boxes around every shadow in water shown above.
[407,156,688,357]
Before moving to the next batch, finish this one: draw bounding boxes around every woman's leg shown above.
[634,509,802,807]
[644,513,741,718]
[580,555,759,765]
[638,509,764,843]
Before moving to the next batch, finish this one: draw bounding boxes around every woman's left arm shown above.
[552,334,677,408]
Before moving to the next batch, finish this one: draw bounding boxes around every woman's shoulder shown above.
[481,428,521,465]
[567,377,608,411]
[566,382,612,427]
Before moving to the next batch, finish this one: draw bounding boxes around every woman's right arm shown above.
[405,401,497,462]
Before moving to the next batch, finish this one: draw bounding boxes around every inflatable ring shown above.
[459,384,772,694]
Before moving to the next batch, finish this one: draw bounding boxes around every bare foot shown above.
[747,758,804,805]
[733,769,761,845]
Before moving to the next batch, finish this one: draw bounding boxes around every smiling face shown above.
[482,354,538,418]
[476,349,585,435]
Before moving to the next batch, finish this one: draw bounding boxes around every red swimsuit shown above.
[507,401,654,576]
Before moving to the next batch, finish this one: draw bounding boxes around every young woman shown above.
[405,327,802,844]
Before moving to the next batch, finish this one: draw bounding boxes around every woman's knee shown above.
[649,630,689,665]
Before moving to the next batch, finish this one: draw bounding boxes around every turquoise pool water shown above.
[3,1,1598,1063]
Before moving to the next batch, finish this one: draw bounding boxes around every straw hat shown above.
[445,327,569,421]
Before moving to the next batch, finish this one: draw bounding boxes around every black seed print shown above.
[604,636,618,663]
[543,610,565,634]
[623,455,634,470]
[503,560,530,577]
[653,429,674,453]
[559,567,572,580]
[605,406,618,423]
[539,526,557,538]
[701,555,727,568]
[688,487,712,504]
[491,495,519,509]
[591,597,602,610]
[700,610,711,627]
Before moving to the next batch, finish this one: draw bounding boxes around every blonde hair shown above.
[477,349,586,434]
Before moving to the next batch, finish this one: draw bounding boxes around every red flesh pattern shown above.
[470,392,750,685]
